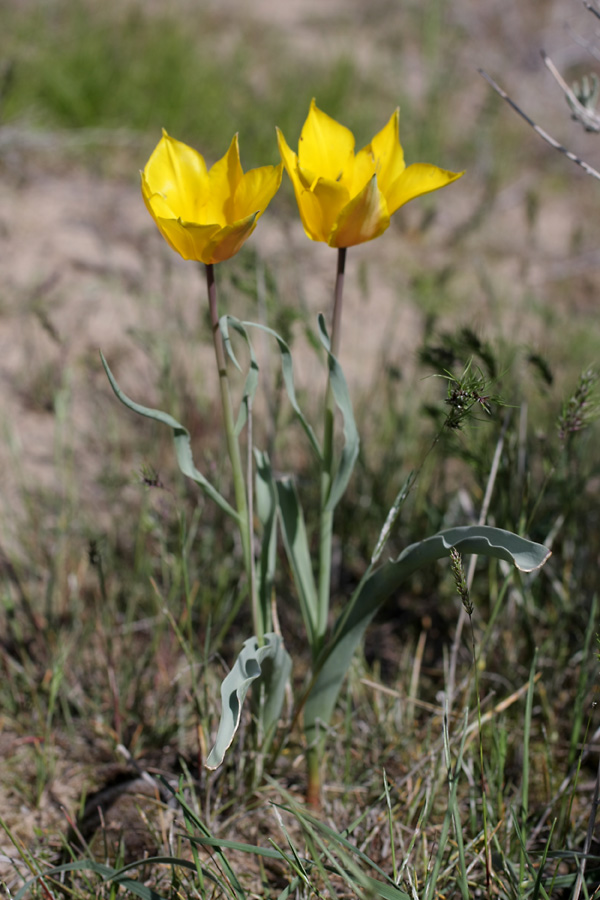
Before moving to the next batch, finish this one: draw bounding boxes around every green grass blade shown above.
[269,837,310,885]
[511,813,552,900]
[520,649,538,884]
[424,709,469,900]
[187,833,300,860]
[13,859,168,900]
[290,804,411,900]
[532,820,557,900]
[569,592,598,767]
[278,802,409,892]
[189,814,411,899]
[162,782,247,898]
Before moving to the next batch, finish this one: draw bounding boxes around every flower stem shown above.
[330,247,346,360]
[205,264,260,641]
[245,392,261,639]
[317,247,346,653]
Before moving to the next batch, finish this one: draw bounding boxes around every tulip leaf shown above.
[101,353,238,521]
[261,638,293,747]
[275,476,319,648]
[303,526,551,747]
[219,316,321,457]
[317,314,359,511]
[206,632,291,769]
[220,316,260,437]
[254,449,278,639]
[240,320,322,460]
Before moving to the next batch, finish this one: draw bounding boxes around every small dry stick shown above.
[479,68,600,181]
[585,1,600,22]
[541,50,600,133]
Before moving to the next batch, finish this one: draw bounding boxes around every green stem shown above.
[304,247,346,808]
[316,247,346,654]
[205,264,260,642]
[245,392,261,638]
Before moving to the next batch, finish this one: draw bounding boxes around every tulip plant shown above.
[102,101,551,807]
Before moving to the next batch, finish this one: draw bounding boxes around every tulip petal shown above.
[234,162,283,221]
[151,215,221,262]
[297,171,349,243]
[343,146,377,196]
[202,212,260,264]
[329,175,390,248]
[143,130,208,222]
[386,163,464,215]
[277,126,310,208]
[141,173,174,219]
[201,134,244,225]
[276,127,300,183]
[298,99,355,182]
[279,126,348,242]
[369,108,407,199]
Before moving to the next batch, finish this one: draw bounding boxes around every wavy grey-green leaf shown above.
[304,525,551,748]
[206,632,290,769]
[101,352,238,520]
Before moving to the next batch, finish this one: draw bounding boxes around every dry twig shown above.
[541,50,600,133]
[479,68,600,181]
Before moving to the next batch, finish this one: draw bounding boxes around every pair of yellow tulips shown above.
[142,99,463,265]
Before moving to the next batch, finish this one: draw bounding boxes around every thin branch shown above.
[479,68,600,181]
[566,21,600,64]
[541,50,600,133]
[585,1,600,23]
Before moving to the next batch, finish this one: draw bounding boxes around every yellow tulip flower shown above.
[277,99,463,248]
[141,130,283,264]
